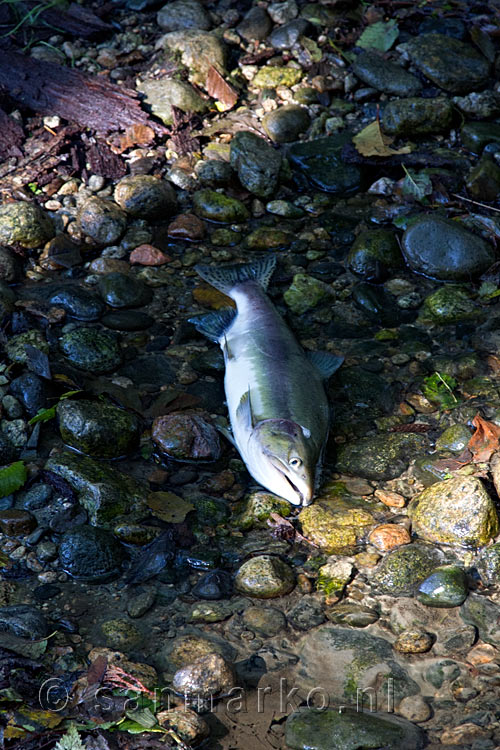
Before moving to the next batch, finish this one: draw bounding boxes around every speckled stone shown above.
[57,399,140,458]
[234,555,295,598]
[59,327,122,373]
[172,653,235,698]
[77,196,127,245]
[0,202,53,249]
[114,175,177,220]
[394,629,434,653]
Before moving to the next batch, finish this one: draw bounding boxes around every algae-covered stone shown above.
[461,121,500,153]
[352,50,422,97]
[101,618,141,649]
[417,565,468,608]
[6,330,48,364]
[245,226,291,250]
[383,97,453,137]
[0,202,53,249]
[317,560,353,596]
[234,491,291,530]
[114,175,177,220]
[59,525,125,582]
[420,285,478,324]
[466,158,500,201]
[408,476,499,547]
[77,196,127,245]
[435,424,471,453]
[407,34,490,94]
[285,707,424,750]
[45,449,148,527]
[347,228,402,282]
[460,593,500,646]
[262,105,310,143]
[59,327,121,373]
[476,542,500,585]
[138,78,208,126]
[288,135,361,194]
[373,542,444,596]
[193,189,249,223]
[157,30,226,89]
[57,399,140,458]
[253,66,303,88]
[242,606,286,637]
[299,495,375,554]
[402,215,494,281]
[230,131,281,199]
[98,272,153,309]
[234,555,295,598]
[283,273,331,314]
[336,433,427,481]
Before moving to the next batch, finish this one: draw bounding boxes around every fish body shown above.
[190,256,342,506]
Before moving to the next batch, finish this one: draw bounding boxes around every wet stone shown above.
[253,65,303,88]
[114,175,177,220]
[287,596,326,630]
[49,287,105,321]
[192,570,232,600]
[268,18,309,49]
[347,228,402,282]
[59,327,122,373]
[283,273,330,314]
[460,594,500,647]
[402,215,494,281]
[101,618,141,649]
[397,695,432,723]
[195,160,233,187]
[421,285,478,324]
[78,196,127,245]
[394,629,434,654]
[453,90,500,119]
[168,214,205,241]
[101,310,153,331]
[0,604,48,640]
[158,30,226,89]
[460,122,500,153]
[237,6,272,41]
[325,602,379,627]
[7,329,48,365]
[408,476,499,547]
[234,491,291,530]
[98,272,153,309]
[352,50,422,97]
[230,131,281,199]
[127,586,157,618]
[476,542,500,586]
[336,433,427,481]
[0,202,54,249]
[299,496,375,554]
[152,413,221,461]
[0,509,36,536]
[466,158,500,201]
[172,653,235,698]
[417,565,468,608]
[19,483,52,510]
[289,135,361,194]
[234,555,295,598]
[373,542,444,596]
[0,247,20,282]
[382,97,453,137]
[262,105,310,143]
[246,226,291,250]
[59,525,125,582]
[119,353,175,386]
[368,524,411,552]
[57,399,140,458]
[193,189,249,223]
[407,34,490,94]
[157,0,211,31]
[242,605,286,636]
[0,434,18,464]
[435,424,471,453]
[266,199,305,218]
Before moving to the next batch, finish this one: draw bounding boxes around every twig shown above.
[451,193,500,213]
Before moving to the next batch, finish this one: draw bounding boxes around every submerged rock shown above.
[193,189,249,223]
[158,30,226,89]
[98,272,153,308]
[289,135,361,193]
[172,653,235,698]
[262,105,310,143]
[299,495,375,554]
[407,34,490,94]
[347,228,402,282]
[57,399,140,458]
[0,202,53,249]
[373,542,444,596]
[59,327,122,373]
[230,131,281,198]
[336,433,427,481]
[114,175,177,219]
[352,50,422,97]
[59,525,125,582]
[283,273,331,314]
[78,196,127,245]
[152,413,221,461]
[383,97,453,137]
[476,542,500,585]
[417,565,468,608]
[420,285,478,324]
[0,605,48,640]
[157,0,211,31]
[234,555,295,598]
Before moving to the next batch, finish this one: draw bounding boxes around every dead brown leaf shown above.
[206,65,238,110]
[353,120,413,157]
[467,413,500,462]
[114,124,155,154]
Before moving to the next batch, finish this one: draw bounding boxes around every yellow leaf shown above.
[353,120,413,157]
[147,491,194,523]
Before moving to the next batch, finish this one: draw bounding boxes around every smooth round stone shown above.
[476,543,500,586]
[167,214,205,241]
[113,524,160,546]
[0,509,37,536]
[230,131,282,199]
[383,97,453,137]
[326,602,379,627]
[10,373,46,416]
[157,0,211,31]
[417,565,468,608]
[114,175,177,220]
[0,604,48,640]
[253,65,303,88]
[461,122,500,153]
[49,287,105,321]
[237,6,272,41]
[195,160,233,187]
[266,200,305,218]
[435,424,471,453]
[192,189,249,223]
[101,309,153,331]
[77,196,127,245]
[394,629,434,653]
[287,596,326,630]
[159,30,226,89]
[59,327,122,373]
[288,135,361,194]
[368,524,411,552]
[347,228,402,282]
[243,606,286,637]
[373,543,444,596]
[101,618,141,649]
[127,586,157,618]
[407,33,490,94]
[0,202,54,249]
[0,247,20,282]
[57,399,140,458]
[234,555,295,598]
[402,215,495,281]
[59,525,125,582]
[172,653,235,699]
[98,272,153,308]
[421,285,478,324]
[397,695,432,723]
[352,50,422,97]
[262,105,310,143]
[152,414,221,461]
[268,18,309,49]
[20,483,52,510]
[191,570,232,600]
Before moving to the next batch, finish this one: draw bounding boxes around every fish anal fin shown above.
[236,389,255,429]
[307,350,344,380]
[188,308,236,343]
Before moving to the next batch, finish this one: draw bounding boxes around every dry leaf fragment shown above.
[206,65,238,110]
[113,124,155,154]
[467,414,500,462]
[147,491,194,523]
[353,120,413,157]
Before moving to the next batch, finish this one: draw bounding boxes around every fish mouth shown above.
[269,457,311,506]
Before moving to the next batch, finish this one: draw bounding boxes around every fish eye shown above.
[289,457,302,468]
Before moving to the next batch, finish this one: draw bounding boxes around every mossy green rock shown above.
[137,78,208,126]
[230,131,281,198]
[466,158,500,201]
[234,555,295,598]
[347,228,402,282]
[101,618,142,649]
[253,66,303,88]
[0,202,53,249]
[461,122,500,153]
[45,449,148,527]
[409,476,499,547]
[6,330,48,364]
[407,34,490,94]
[421,285,478,324]
[262,105,310,143]
[59,327,122,373]
[286,707,424,750]
[299,496,375,554]
[57,399,140,458]
[234,491,291,530]
[159,30,226,88]
[283,273,331,314]
[59,525,125,582]
[336,433,427,481]
[245,226,291,249]
[114,174,177,219]
[460,593,500,646]
[476,542,500,585]
[435,424,471,453]
[193,189,249,223]
[352,50,422,97]
[373,542,444,596]
[383,97,453,137]
[417,565,468,608]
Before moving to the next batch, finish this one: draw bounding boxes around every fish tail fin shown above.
[188,308,236,342]
[194,255,277,296]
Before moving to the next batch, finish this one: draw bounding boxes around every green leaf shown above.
[401,165,433,201]
[118,718,164,734]
[54,724,85,750]
[358,19,399,51]
[28,390,82,425]
[125,706,157,729]
[0,461,27,498]
[422,372,459,410]
[300,36,323,63]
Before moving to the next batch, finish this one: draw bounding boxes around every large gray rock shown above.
[402,215,495,280]
[353,50,422,97]
[383,97,453,137]
[460,593,500,647]
[230,131,281,198]
[137,78,207,126]
[407,33,490,94]
[157,0,211,31]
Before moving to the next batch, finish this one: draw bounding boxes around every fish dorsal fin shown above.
[194,256,277,296]
[307,350,344,380]
[236,389,255,429]
[188,308,236,343]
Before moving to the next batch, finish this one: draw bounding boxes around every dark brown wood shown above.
[0,50,166,136]
[0,106,24,159]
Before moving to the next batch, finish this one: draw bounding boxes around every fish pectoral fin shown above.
[307,350,344,380]
[236,389,255,429]
[214,417,236,446]
[188,308,236,343]
[223,334,234,362]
